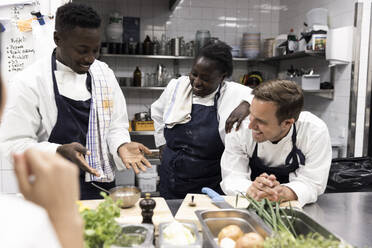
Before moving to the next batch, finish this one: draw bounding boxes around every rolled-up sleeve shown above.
[151,79,177,147]
[106,69,131,169]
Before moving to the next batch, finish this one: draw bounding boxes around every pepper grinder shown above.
[139,193,156,224]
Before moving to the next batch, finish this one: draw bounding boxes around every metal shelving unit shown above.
[130,131,155,135]
[303,89,334,100]
[121,86,165,91]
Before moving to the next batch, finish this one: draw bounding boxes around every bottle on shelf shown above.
[133,66,142,87]
[287,28,298,54]
[152,36,160,55]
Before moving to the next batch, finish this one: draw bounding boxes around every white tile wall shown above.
[73,0,282,119]
[278,1,356,156]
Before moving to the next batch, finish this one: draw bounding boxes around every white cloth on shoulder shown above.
[85,61,115,182]
[163,77,193,128]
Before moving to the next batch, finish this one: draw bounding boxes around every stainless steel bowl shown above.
[109,186,141,208]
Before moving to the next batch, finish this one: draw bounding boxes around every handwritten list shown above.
[5,36,35,73]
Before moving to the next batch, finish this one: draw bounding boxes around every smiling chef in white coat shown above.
[220,79,332,207]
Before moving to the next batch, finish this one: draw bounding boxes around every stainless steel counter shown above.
[166,192,372,247]
[303,192,372,248]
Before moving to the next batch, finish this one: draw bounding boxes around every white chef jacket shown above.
[220,111,332,207]
[0,55,130,169]
[151,76,253,147]
[0,194,61,248]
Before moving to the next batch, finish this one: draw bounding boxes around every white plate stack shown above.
[242,32,261,58]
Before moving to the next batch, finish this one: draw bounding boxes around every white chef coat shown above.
[0,55,130,169]
[220,111,332,207]
[151,76,253,147]
[0,194,61,248]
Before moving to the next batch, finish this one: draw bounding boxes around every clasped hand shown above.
[247,173,297,202]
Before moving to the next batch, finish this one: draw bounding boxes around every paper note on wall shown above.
[1,21,35,84]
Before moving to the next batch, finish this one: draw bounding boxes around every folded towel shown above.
[164,76,193,128]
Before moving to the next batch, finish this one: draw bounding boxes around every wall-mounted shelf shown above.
[303,89,334,100]
[121,86,165,91]
[101,51,324,63]
[101,54,193,60]
[130,131,155,135]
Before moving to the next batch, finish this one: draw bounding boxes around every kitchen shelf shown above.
[121,86,165,91]
[262,50,325,62]
[130,131,155,135]
[101,54,194,60]
[102,53,253,62]
[303,89,334,100]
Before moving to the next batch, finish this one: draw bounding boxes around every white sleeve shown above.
[106,68,131,168]
[283,127,332,207]
[238,84,254,104]
[0,78,60,157]
[220,125,253,196]
[150,79,176,147]
[1,196,62,248]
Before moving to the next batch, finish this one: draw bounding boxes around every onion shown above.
[218,225,244,244]
[234,232,264,248]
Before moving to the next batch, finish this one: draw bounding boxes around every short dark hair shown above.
[55,3,101,33]
[196,41,233,77]
[252,79,304,123]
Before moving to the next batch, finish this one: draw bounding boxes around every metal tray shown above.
[280,208,345,241]
[195,209,272,248]
[110,224,154,248]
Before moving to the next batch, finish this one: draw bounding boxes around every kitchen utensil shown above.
[201,187,233,209]
[91,182,111,194]
[188,195,196,207]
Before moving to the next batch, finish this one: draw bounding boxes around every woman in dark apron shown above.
[159,42,248,199]
[48,50,115,200]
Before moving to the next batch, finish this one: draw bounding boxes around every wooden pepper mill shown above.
[139,193,156,224]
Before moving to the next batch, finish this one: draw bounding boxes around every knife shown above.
[201,187,234,209]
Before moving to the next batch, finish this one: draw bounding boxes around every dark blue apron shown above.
[159,85,225,199]
[48,50,115,200]
[249,124,306,183]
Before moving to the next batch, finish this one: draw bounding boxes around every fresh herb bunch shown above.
[242,195,353,248]
[263,231,350,248]
[80,192,122,248]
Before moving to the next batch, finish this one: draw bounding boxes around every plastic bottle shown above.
[133,66,142,87]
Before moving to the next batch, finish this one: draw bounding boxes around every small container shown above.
[301,74,320,90]
[111,224,154,248]
[158,222,202,248]
[136,172,157,192]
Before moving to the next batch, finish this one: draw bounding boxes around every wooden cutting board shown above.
[175,194,249,229]
[80,197,174,233]
[174,194,301,230]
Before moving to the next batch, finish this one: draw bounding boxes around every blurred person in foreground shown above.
[0,52,83,248]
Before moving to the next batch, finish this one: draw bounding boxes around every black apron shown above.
[48,50,115,200]
[159,86,225,199]
[249,124,306,183]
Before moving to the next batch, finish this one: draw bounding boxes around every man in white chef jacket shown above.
[0,3,151,199]
[220,79,332,207]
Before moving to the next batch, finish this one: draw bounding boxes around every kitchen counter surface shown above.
[166,192,372,248]
[303,192,372,248]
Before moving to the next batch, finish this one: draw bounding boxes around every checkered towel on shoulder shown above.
[85,62,114,182]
